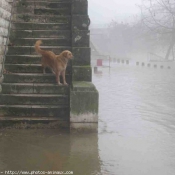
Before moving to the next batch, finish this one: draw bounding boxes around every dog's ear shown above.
[62,51,68,57]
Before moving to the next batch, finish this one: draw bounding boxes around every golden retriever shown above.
[35,40,73,85]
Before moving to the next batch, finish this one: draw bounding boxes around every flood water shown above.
[1,63,175,175]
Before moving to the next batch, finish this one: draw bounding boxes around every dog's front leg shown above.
[62,70,68,86]
[56,71,62,85]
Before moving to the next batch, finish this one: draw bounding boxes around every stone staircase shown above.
[0,0,73,127]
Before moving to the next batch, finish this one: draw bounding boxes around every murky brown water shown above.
[1,64,175,175]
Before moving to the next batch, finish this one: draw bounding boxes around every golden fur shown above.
[35,40,73,85]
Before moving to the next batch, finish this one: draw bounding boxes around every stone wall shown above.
[0,0,11,77]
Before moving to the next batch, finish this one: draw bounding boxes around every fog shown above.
[89,0,175,62]
[88,0,141,25]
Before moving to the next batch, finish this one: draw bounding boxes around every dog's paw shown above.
[57,82,63,86]
[63,83,68,86]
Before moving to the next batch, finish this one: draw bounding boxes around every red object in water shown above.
[97,59,103,66]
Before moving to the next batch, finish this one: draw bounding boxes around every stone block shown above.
[0,94,68,105]
[34,8,71,15]
[12,14,70,23]
[72,47,90,65]
[72,30,90,47]
[72,66,91,81]
[70,81,98,122]
[72,15,90,30]
[72,0,88,15]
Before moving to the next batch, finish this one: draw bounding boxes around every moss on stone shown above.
[70,81,99,116]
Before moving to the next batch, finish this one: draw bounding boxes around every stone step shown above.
[1,83,69,94]
[5,55,41,64]
[0,116,70,129]
[14,0,71,3]
[0,94,68,105]
[5,55,72,65]
[10,30,71,38]
[12,14,71,23]
[34,0,71,1]
[34,2,71,8]
[0,105,69,119]
[14,7,71,15]
[7,46,71,55]
[10,38,71,46]
[11,22,70,30]
[4,64,72,74]
[3,73,71,84]
[34,8,71,15]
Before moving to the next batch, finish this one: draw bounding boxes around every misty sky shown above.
[88,0,142,25]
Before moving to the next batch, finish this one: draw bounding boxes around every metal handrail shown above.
[0,0,15,77]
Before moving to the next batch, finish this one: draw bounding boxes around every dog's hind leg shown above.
[42,66,46,74]
[51,68,55,74]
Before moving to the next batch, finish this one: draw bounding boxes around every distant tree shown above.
[140,0,175,60]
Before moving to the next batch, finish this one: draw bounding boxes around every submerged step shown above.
[0,94,69,105]
[0,105,69,119]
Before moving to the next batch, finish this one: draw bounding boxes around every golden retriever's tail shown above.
[35,40,45,55]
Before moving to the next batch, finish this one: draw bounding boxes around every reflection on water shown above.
[0,130,100,175]
[1,65,175,175]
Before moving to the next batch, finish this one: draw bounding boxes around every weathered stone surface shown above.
[72,15,90,30]
[0,105,69,119]
[4,64,71,74]
[33,83,69,94]
[72,0,88,15]
[14,5,34,14]
[0,119,69,129]
[12,14,70,23]
[5,55,41,64]
[2,83,69,94]
[7,46,31,55]
[0,0,11,75]
[0,46,5,55]
[7,46,71,55]
[34,8,71,15]
[3,73,71,84]
[35,2,71,9]
[11,22,70,30]
[10,38,71,46]
[72,30,90,47]
[0,94,68,105]
[72,47,90,65]
[70,81,98,122]
[10,29,33,38]
[72,66,91,81]
[30,46,71,55]
[32,30,71,38]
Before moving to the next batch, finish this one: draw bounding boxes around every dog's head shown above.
[61,50,73,59]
